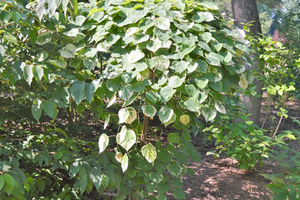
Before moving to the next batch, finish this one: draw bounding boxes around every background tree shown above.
[231,0,263,125]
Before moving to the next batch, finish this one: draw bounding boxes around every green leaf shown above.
[190,151,201,162]
[80,175,87,195]
[70,58,81,68]
[39,180,45,193]
[85,48,97,57]
[33,65,44,81]
[4,183,13,195]
[171,61,187,74]
[206,53,220,66]
[116,129,136,151]
[158,106,174,124]
[164,111,176,127]
[31,99,43,121]
[141,143,157,163]
[149,55,170,71]
[70,162,80,179]
[102,175,109,190]
[50,58,67,68]
[0,176,4,190]
[167,163,182,176]
[37,50,49,61]
[3,173,15,187]
[129,82,145,93]
[157,182,169,194]
[83,57,98,71]
[142,105,157,118]
[70,81,85,105]
[198,41,211,52]
[197,60,208,73]
[184,96,200,113]
[147,38,162,52]
[146,91,160,103]
[12,11,21,23]
[260,174,286,184]
[160,86,176,103]
[202,107,217,122]
[121,154,129,173]
[24,65,34,85]
[60,44,76,58]
[133,32,150,44]
[168,76,185,88]
[30,29,38,43]
[149,172,163,184]
[154,162,167,173]
[146,182,156,193]
[241,70,254,84]
[36,32,51,45]
[235,41,250,54]
[106,77,122,92]
[223,51,232,63]
[185,84,197,96]
[168,132,180,143]
[215,100,226,114]
[42,100,58,119]
[173,187,186,199]
[63,28,79,37]
[118,107,137,124]
[98,133,109,154]
[201,32,212,43]
[4,32,18,44]
[195,77,209,89]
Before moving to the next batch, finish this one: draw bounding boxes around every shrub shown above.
[0,0,255,199]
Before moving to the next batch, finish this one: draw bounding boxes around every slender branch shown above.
[0,21,15,29]
[261,95,273,129]
[272,93,287,138]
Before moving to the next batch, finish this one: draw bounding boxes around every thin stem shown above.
[272,112,284,138]
[261,95,273,129]
[272,93,287,138]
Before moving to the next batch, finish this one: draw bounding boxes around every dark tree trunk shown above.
[232,0,263,126]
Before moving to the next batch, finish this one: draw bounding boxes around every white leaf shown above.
[104,114,110,130]
[127,49,145,64]
[121,154,129,173]
[154,17,170,30]
[116,129,136,151]
[98,134,109,154]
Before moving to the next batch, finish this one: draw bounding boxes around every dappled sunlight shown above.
[172,157,274,200]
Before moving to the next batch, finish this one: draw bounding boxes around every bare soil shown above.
[166,99,300,200]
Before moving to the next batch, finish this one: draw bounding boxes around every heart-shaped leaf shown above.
[141,143,157,163]
[116,129,136,151]
[98,133,109,154]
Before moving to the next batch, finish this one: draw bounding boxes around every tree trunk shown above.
[232,0,263,126]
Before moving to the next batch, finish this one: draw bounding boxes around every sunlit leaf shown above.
[121,153,129,172]
[116,129,136,151]
[141,143,157,163]
[98,133,109,154]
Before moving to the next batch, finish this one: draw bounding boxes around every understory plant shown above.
[261,117,300,200]
[1,0,257,199]
[205,110,291,172]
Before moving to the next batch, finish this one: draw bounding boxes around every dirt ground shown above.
[165,98,300,200]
